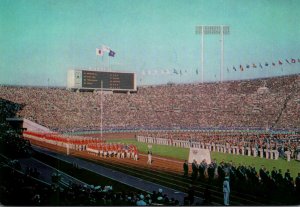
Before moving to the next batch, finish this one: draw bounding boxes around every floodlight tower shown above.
[195,25,230,83]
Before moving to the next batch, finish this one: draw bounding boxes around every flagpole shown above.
[100,80,103,140]
[108,56,110,71]
[96,49,98,71]
[106,55,108,71]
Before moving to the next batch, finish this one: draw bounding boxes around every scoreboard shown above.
[67,69,136,91]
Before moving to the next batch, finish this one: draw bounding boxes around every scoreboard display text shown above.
[82,70,135,90]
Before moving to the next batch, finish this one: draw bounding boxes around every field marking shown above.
[139,153,184,164]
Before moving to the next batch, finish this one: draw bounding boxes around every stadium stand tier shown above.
[0,74,299,132]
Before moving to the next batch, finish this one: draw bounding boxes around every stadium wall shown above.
[7,118,51,132]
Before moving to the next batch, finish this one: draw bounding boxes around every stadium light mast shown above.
[195,25,230,83]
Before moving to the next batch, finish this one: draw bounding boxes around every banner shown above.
[188,148,211,164]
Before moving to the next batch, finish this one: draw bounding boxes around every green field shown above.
[108,138,300,179]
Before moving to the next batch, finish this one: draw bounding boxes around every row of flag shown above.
[230,58,300,72]
[142,69,172,76]
[95,48,298,76]
[141,69,193,76]
[96,45,116,57]
[144,58,299,76]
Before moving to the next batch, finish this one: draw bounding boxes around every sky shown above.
[0,0,300,87]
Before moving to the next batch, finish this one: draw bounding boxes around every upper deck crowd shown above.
[0,74,299,132]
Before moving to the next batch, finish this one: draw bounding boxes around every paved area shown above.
[18,157,88,187]
[32,145,204,205]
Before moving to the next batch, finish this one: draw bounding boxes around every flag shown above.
[265,62,269,67]
[240,65,244,71]
[286,59,290,64]
[173,68,178,74]
[252,63,257,68]
[96,48,104,56]
[97,45,111,56]
[109,50,116,57]
[259,63,263,69]
[272,62,276,66]
[291,58,296,63]
[278,60,283,65]
[233,66,237,71]
[102,45,110,52]
[246,64,250,69]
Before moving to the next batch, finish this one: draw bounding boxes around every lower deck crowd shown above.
[137,131,300,161]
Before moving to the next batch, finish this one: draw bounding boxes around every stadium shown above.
[1,0,300,206]
[1,73,300,205]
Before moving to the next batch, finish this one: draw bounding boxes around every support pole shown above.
[221,25,224,83]
[201,26,204,83]
[195,25,229,84]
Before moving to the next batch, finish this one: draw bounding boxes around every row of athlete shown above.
[86,143,139,160]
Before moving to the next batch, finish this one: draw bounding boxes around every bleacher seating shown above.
[0,74,299,132]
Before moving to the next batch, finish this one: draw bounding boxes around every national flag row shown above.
[141,68,192,76]
[142,58,300,76]
[96,45,116,57]
[229,58,300,72]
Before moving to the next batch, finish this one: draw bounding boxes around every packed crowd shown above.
[23,130,139,160]
[0,99,180,206]
[87,143,139,160]
[188,159,300,204]
[137,131,300,160]
[23,131,104,150]
[0,74,299,132]
[0,158,180,206]
[0,99,32,158]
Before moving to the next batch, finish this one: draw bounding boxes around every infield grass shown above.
[108,138,300,178]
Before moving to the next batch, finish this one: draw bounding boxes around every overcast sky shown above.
[0,0,299,87]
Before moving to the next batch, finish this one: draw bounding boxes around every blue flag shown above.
[109,50,116,57]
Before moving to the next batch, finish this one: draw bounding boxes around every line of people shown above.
[184,159,300,205]
[137,131,300,161]
[87,143,139,161]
